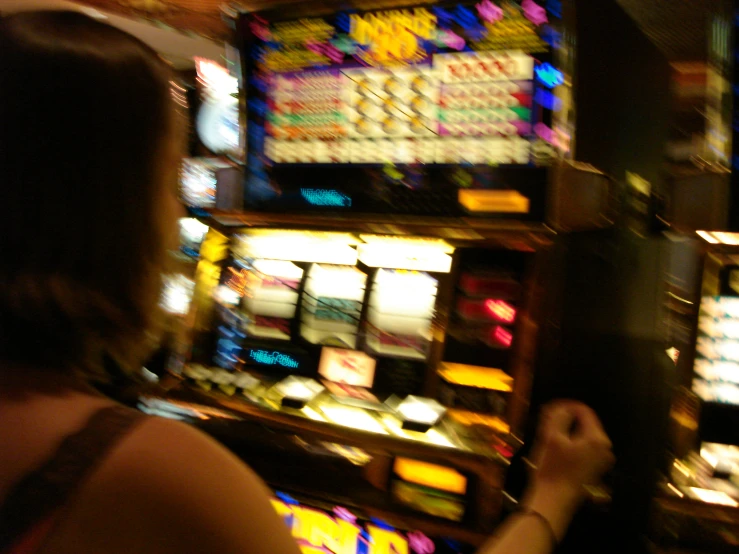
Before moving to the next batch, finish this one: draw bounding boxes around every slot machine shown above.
[142,2,671,552]
[650,231,739,553]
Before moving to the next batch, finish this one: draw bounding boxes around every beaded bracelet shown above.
[516,507,559,549]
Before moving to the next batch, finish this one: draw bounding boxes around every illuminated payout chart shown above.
[264,50,534,165]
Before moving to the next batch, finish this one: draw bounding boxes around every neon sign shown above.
[271,498,435,554]
[248,349,300,368]
[301,188,352,207]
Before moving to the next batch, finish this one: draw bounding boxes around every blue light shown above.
[181,246,201,259]
[432,6,455,26]
[248,349,300,369]
[218,325,236,339]
[275,491,299,505]
[247,164,269,179]
[357,532,370,554]
[215,337,243,368]
[451,5,487,41]
[188,207,210,218]
[247,153,264,170]
[335,12,351,33]
[247,152,261,166]
[249,75,269,94]
[217,338,241,355]
[534,88,562,111]
[418,38,436,53]
[540,25,561,47]
[546,0,562,18]
[248,98,267,116]
[247,125,265,144]
[466,25,488,42]
[454,5,479,28]
[431,5,488,40]
[535,63,564,88]
[369,518,395,531]
[249,166,268,181]
[301,188,352,207]
[251,46,265,61]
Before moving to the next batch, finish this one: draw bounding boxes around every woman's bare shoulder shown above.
[44,415,301,554]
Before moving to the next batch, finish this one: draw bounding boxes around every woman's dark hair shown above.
[0,11,175,380]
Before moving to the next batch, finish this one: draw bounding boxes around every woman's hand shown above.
[522,400,615,541]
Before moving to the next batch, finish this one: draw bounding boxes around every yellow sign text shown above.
[270,499,411,554]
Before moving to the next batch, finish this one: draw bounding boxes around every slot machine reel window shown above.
[191,229,512,454]
[241,1,562,217]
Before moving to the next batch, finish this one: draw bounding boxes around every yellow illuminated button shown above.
[446,409,510,434]
[438,362,513,391]
[458,189,530,214]
[393,457,467,495]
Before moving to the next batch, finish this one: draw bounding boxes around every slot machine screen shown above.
[240,1,563,218]
[318,346,377,388]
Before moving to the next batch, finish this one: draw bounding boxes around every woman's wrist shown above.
[520,481,583,542]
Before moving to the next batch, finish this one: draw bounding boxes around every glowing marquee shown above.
[349,9,437,65]
[251,1,563,167]
[271,498,434,554]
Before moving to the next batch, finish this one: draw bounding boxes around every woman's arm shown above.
[46,416,303,554]
[476,401,615,554]
[48,401,611,554]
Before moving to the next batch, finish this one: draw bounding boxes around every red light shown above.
[492,326,513,348]
[494,444,514,458]
[485,299,517,323]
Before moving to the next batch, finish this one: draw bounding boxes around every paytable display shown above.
[242,1,564,216]
[264,51,535,165]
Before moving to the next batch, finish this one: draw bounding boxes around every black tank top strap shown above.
[0,405,148,551]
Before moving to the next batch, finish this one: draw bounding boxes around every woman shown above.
[0,11,614,554]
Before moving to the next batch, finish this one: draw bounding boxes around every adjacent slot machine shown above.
[652,232,739,553]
